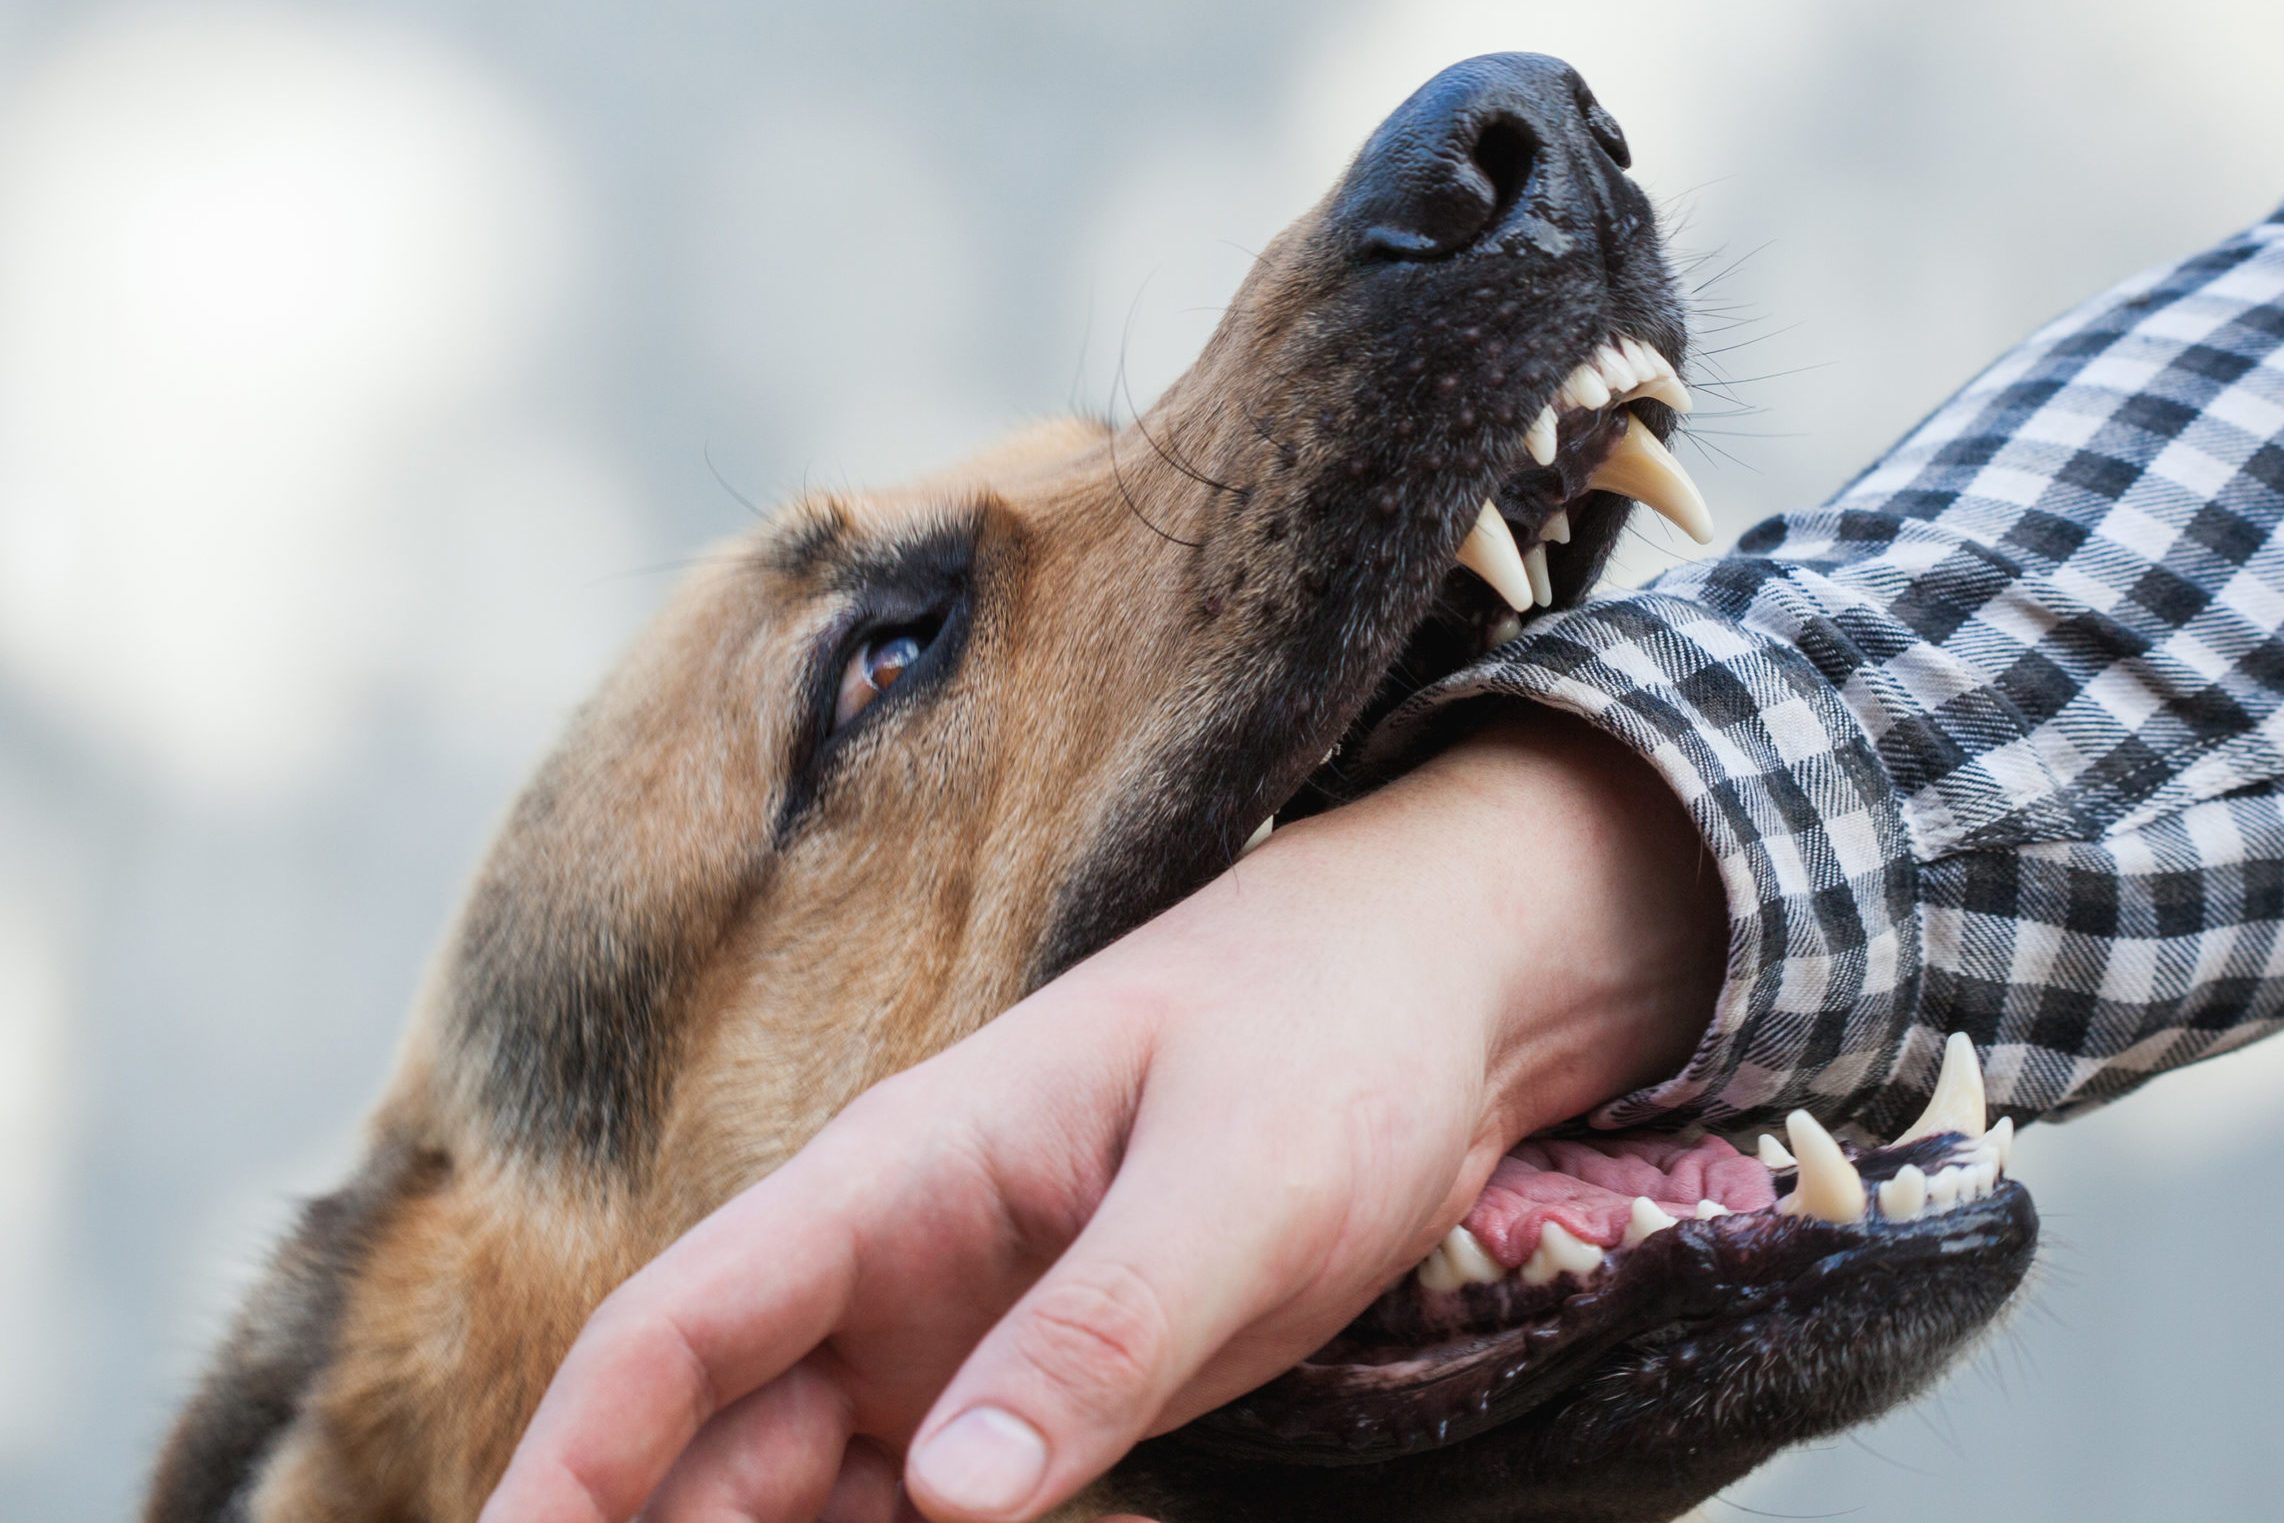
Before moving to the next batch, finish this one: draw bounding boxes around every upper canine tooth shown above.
[1785,1110,1867,1224]
[1542,507,1572,544]
[1522,543,1553,608]
[1757,1133,1796,1170]
[1240,816,1274,856]
[1585,414,1713,543]
[1623,1196,1677,1248]
[1631,374,1694,414]
[1894,1032,1989,1146]
[1525,407,1558,466]
[1456,500,1535,613]
[1441,1224,1504,1285]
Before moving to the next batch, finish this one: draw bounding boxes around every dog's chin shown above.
[1118,1117,2036,1523]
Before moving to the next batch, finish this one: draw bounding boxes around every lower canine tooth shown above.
[1522,543,1553,608]
[1585,413,1714,543]
[1785,1110,1867,1223]
[1456,500,1534,614]
[1895,1031,1989,1146]
[1623,1196,1677,1248]
[1878,1163,1928,1221]
[1486,613,1523,649]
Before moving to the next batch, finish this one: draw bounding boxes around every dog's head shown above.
[151,54,2035,1523]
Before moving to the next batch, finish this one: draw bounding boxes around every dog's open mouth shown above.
[1446,339,1705,645]
[1185,1036,2028,1467]
[1258,337,1707,845]
[1087,56,2041,1519]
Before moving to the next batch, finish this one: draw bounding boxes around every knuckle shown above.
[1011,1262,1174,1420]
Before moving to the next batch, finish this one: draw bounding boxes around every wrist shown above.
[1394,709,1724,1136]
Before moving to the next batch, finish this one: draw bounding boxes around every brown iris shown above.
[833,632,924,729]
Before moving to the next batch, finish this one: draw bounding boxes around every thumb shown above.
[899,1113,1388,1523]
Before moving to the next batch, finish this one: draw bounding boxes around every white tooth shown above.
[1542,507,1572,544]
[1441,1225,1504,1286]
[1967,1159,1999,1200]
[1563,365,1612,412]
[1878,1163,1928,1221]
[1585,413,1713,543]
[1620,337,1659,378]
[1519,1222,1604,1286]
[1522,543,1553,608]
[1694,1199,1730,1220]
[1757,1134,1796,1170]
[1987,1115,2015,1172]
[1785,1110,1868,1224]
[1240,816,1273,856]
[1485,612,1524,650]
[1525,407,1558,467]
[1926,1166,1963,1212]
[1623,1196,1677,1248]
[1630,374,1694,414]
[1455,500,1535,614]
[1417,1244,1461,1293]
[1894,1032,1988,1146]
[1595,343,1635,392]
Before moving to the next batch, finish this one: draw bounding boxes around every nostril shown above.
[1468,117,1539,229]
[1573,80,1631,169]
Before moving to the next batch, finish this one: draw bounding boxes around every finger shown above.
[646,1358,850,1523]
[478,1143,869,1523]
[819,1438,904,1523]
[903,1107,1384,1523]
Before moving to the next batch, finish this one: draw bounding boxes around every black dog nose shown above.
[1334,53,1633,261]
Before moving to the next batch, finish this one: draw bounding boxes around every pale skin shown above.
[477,709,1727,1523]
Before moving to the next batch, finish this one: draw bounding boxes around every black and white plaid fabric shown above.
[1378,204,2284,1137]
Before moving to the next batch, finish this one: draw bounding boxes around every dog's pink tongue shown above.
[1460,1135,1778,1266]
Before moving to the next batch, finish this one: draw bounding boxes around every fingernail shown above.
[913,1406,1048,1515]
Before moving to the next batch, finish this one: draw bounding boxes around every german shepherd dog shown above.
[149,55,2036,1523]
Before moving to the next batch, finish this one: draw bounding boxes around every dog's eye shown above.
[833,625,933,729]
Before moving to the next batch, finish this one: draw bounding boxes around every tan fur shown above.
[196,337,1347,1518]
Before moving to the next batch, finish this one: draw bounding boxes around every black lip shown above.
[1189,1178,2037,1465]
[1113,1180,2037,1523]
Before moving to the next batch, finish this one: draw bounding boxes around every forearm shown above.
[1367,205,2284,1133]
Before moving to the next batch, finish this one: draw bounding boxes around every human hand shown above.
[478,711,1724,1523]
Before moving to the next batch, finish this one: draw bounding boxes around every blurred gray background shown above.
[2,2,2281,1518]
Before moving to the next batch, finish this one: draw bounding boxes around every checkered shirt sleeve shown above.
[1387,207,2284,1136]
